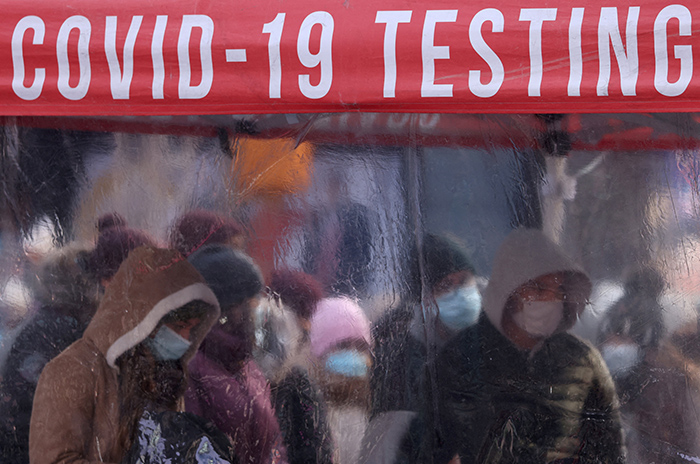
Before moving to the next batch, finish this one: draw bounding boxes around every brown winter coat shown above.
[29,246,220,464]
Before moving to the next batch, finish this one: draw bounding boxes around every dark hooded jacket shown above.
[29,247,220,464]
[418,229,624,464]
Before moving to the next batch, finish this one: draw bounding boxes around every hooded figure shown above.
[29,247,221,464]
[418,228,624,464]
[1,226,154,464]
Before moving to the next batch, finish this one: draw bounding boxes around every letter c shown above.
[12,16,46,101]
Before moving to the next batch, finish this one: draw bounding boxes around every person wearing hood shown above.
[28,246,222,464]
[1,223,154,464]
[185,245,288,464]
[119,300,237,464]
[419,228,624,464]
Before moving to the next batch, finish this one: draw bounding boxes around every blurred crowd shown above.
[0,211,699,464]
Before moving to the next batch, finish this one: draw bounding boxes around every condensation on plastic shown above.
[0,113,699,463]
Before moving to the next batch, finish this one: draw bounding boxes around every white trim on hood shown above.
[105,283,220,368]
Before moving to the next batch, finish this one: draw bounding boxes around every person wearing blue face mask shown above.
[325,349,371,377]
[309,297,373,464]
[433,270,482,334]
[28,246,234,464]
[145,317,198,361]
[120,301,240,464]
[365,234,481,464]
[418,228,624,464]
[434,285,482,331]
[371,233,481,417]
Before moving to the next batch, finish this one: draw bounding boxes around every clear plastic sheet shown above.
[1,113,699,464]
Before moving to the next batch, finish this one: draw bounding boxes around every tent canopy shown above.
[3,0,699,115]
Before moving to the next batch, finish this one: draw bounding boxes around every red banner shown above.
[2,0,700,115]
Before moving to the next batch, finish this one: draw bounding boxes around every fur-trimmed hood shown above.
[83,246,220,369]
[482,228,592,334]
[30,246,221,464]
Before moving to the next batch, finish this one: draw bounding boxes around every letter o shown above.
[57,16,91,101]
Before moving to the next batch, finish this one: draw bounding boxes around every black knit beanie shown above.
[188,244,263,309]
[423,233,476,288]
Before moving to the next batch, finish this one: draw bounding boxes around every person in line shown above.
[309,296,373,464]
[1,221,154,463]
[364,234,482,464]
[269,269,324,338]
[82,217,156,289]
[120,301,236,464]
[253,268,322,379]
[170,210,245,257]
[418,228,625,463]
[185,245,287,464]
[301,174,374,299]
[370,233,482,417]
[29,246,221,464]
[260,269,334,464]
[598,269,700,463]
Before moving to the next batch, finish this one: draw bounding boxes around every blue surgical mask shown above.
[325,349,369,377]
[145,325,192,361]
[436,285,482,331]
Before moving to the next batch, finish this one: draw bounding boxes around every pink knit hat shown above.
[309,297,371,359]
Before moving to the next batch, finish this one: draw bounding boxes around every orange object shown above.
[230,137,314,200]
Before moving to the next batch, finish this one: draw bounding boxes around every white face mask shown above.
[600,343,641,377]
[512,300,563,338]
